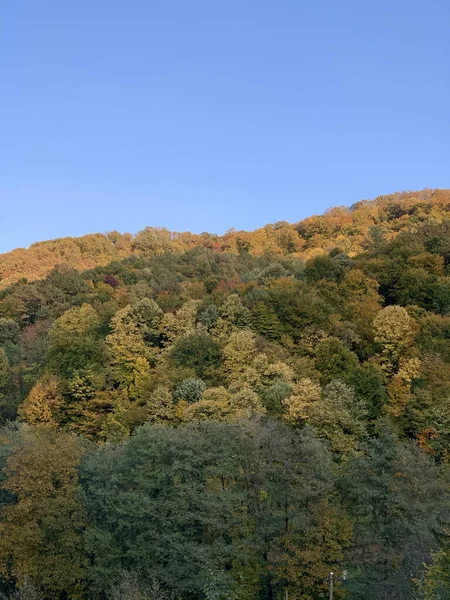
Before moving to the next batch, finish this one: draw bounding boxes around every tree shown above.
[111,572,175,600]
[257,263,290,284]
[305,255,345,283]
[160,300,199,345]
[18,376,63,426]
[126,298,163,341]
[250,302,283,340]
[183,386,232,422]
[80,419,338,600]
[0,350,17,423]
[145,386,178,424]
[106,306,151,390]
[274,501,352,600]
[373,306,418,374]
[417,544,450,599]
[170,334,221,379]
[232,420,339,599]
[260,379,292,415]
[47,304,105,378]
[346,363,388,422]
[222,330,262,387]
[184,385,265,422]
[282,378,322,424]
[197,304,219,330]
[0,578,43,600]
[80,423,240,597]
[311,380,366,457]
[315,338,359,384]
[173,378,206,404]
[340,424,449,599]
[0,427,88,599]
[0,319,20,346]
[284,379,366,458]
[0,351,9,391]
[219,294,251,329]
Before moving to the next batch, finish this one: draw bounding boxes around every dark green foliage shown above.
[268,280,330,342]
[250,302,283,340]
[257,263,289,283]
[170,334,221,378]
[260,379,292,414]
[432,277,450,314]
[80,419,335,599]
[315,338,359,384]
[47,310,106,379]
[0,320,20,347]
[81,422,244,597]
[346,364,388,421]
[340,424,450,599]
[305,255,345,283]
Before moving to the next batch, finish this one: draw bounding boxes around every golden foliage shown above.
[19,376,63,426]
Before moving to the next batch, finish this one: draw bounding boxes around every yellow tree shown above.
[0,427,88,598]
[145,385,178,424]
[283,379,366,458]
[386,357,421,417]
[373,305,419,417]
[159,300,199,346]
[106,307,151,391]
[213,294,251,340]
[282,379,322,424]
[222,330,263,388]
[373,305,417,374]
[273,502,352,600]
[184,385,265,422]
[18,376,63,426]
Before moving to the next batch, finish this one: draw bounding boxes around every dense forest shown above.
[1,188,450,599]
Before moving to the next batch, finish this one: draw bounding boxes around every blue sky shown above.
[2,0,449,253]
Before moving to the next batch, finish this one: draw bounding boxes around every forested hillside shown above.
[1,189,450,599]
[2,188,450,289]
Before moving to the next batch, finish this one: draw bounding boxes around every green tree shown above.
[0,351,10,391]
[305,255,345,283]
[128,297,163,344]
[80,419,338,600]
[173,378,206,404]
[340,424,449,599]
[111,572,175,600]
[315,338,359,385]
[0,578,43,600]
[0,319,20,347]
[170,333,221,379]
[47,304,105,378]
[80,423,241,598]
[250,302,283,340]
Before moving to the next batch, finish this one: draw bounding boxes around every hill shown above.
[1,188,449,289]
[0,188,450,599]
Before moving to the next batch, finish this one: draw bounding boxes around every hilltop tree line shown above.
[0,190,450,598]
[1,188,450,290]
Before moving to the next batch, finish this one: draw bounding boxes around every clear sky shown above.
[2,0,449,253]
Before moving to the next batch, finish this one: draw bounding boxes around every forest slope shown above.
[0,188,450,598]
[1,188,449,289]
